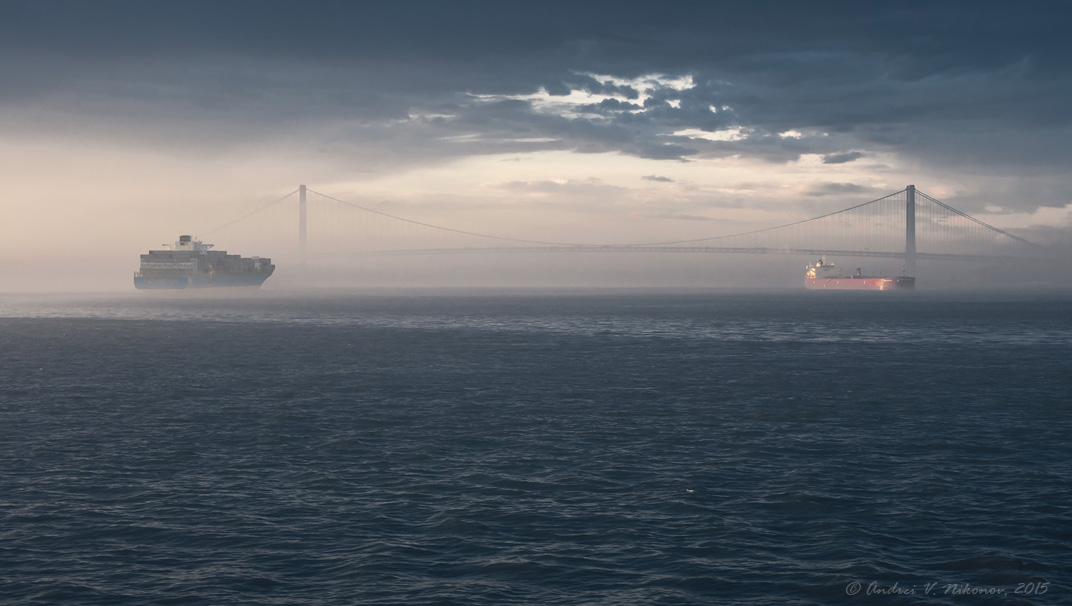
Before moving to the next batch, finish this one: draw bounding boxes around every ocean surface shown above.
[1,290,1070,605]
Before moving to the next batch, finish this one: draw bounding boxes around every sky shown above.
[2,1,1071,289]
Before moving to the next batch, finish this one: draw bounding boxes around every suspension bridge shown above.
[204,184,1049,277]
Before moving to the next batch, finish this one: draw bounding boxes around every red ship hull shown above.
[805,276,915,290]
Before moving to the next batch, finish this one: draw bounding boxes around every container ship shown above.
[134,235,275,290]
[805,257,914,290]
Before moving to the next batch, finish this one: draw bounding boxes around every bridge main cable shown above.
[300,185,1048,254]
[202,188,300,235]
[915,190,1048,250]
[308,187,911,249]
[624,189,907,246]
[307,189,595,247]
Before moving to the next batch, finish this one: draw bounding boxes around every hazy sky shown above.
[3,1,1071,287]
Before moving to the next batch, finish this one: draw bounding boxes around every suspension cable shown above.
[199,185,1047,258]
[202,189,300,235]
[916,191,1047,249]
[625,189,907,246]
[308,188,909,248]
[306,189,592,247]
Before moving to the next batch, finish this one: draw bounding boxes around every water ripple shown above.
[1,292,1070,604]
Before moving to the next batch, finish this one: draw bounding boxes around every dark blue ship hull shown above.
[134,274,270,290]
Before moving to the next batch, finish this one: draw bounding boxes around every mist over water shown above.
[2,291,1070,604]
[6,247,1067,293]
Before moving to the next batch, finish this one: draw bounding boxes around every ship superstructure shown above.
[805,257,914,290]
[134,235,274,290]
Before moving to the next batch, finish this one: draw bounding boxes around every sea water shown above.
[1,290,1069,604]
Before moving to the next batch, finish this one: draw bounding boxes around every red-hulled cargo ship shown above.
[805,257,915,290]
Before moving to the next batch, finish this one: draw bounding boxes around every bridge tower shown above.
[299,184,307,256]
[905,184,916,275]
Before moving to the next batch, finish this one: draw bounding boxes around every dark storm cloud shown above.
[823,152,864,165]
[577,99,645,113]
[4,1,1072,208]
[632,142,699,161]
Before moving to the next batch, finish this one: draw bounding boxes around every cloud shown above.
[3,1,1072,214]
[577,98,645,113]
[823,151,864,164]
[497,178,626,198]
[642,175,674,183]
[632,142,699,161]
[806,182,872,197]
[652,212,713,221]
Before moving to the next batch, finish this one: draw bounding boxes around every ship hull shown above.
[134,274,271,290]
[805,276,915,291]
[135,236,274,291]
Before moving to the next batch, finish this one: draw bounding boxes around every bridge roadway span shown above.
[324,246,1017,262]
